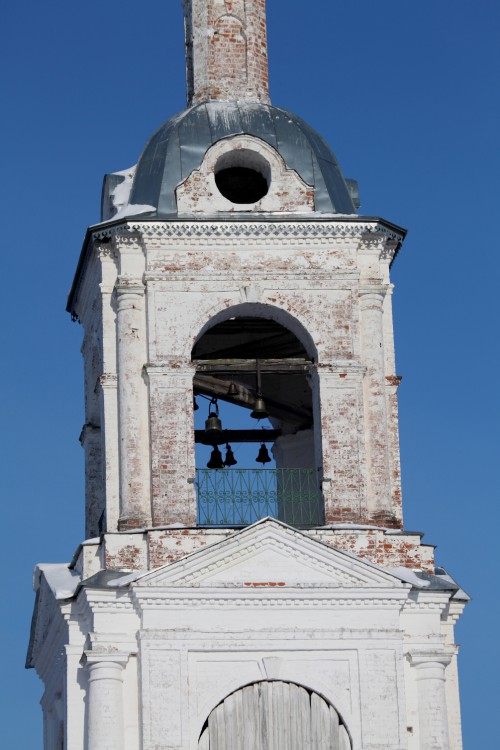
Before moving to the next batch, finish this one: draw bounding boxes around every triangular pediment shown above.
[135,519,405,589]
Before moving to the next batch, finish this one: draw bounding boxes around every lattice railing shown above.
[195,468,324,527]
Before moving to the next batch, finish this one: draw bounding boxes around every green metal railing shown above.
[195,468,324,527]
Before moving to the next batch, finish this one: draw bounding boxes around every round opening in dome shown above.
[214,149,270,204]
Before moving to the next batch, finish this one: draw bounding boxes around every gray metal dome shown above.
[106,101,359,220]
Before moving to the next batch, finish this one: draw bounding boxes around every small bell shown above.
[227,382,238,397]
[207,445,224,469]
[250,396,268,420]
[223,443,237,467]
[203,398,223,444]
[256,443,271,464]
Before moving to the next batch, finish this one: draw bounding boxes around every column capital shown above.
[359,284,388,302]
[408,650,453,669]
[145,359,197,377]
[98,372,118,390]
[81,651,130,669]
[115,276,145,296]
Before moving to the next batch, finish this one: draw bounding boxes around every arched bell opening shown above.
[198,680,352,750]
[192,315,324,528]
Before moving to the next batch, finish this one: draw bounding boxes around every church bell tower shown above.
[27,2,468,749]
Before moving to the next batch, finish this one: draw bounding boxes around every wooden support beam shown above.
[195,429,281,444]
[193,374,313,426]
[193,358,313,374]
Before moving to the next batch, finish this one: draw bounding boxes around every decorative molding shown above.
[115,277,145,296]
[380,239,400,261]
[143,270,360,284]
[168,536,371,588]
[91,220,405,245]
[95,243,118,261]
[359,284,388,298]
[134,520,407,595]
[82,651,130,667]
[407,650,453,668]
[85,600,136,612]
[385,375,403,387]
[132,594,406,609]
[402,600,448,612]
[98,372,118,389]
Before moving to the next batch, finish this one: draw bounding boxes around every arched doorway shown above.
[192,315,324,528]
[199,681,352,749]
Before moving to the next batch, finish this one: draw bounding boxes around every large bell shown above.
[224,443,237,467]
[250,396,268,420]
[207,445,224,469]
[256,443,272,464]
[203,399,223,444]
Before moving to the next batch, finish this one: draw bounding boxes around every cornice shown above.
[407,649,453,668]
[402,591,452,612]
[139,628,404,642]
[131,588,409,610]
[68,217,406,315]
[91,219,406,244]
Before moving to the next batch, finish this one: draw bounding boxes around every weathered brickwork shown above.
[75,525,435,576]
[311,529,435,573]
[185,0,270,105]
[176,135,315,214]
[72,221,407,538]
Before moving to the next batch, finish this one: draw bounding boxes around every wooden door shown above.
[199,681,351,750]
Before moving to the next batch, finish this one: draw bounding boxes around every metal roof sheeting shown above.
[120,101,357,218]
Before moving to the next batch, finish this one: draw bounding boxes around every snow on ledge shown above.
[388,567,431,588]
[111,203,156,221]
[35,563,81,599]
[107,570,147,588]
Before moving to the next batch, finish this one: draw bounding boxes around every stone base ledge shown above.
[73,525,435,579]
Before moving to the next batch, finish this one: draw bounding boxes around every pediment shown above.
[135,519,404,589]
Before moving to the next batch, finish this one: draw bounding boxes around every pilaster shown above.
[98,374,120,532]
[115,276,151,529]
[409,651,452,750]
[147,361,198,526]
[82,653,129,750]
[80,423,103,538]
[317,363,367,523]
[98,244,120,532]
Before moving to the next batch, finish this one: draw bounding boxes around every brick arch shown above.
[191,302,318,362]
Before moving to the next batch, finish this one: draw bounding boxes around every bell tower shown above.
[27,3,468,749]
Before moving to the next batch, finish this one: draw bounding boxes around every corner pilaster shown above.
[82,652,129,750]
[409,651,452,750]
[115,277,151,529]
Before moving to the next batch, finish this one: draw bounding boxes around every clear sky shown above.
[1,1,498,746]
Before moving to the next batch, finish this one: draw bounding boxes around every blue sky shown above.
[1,1,498,746]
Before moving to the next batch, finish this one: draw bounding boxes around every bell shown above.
[203,398,223,444]
[207,445,224,469]
[227,382,239,397]
[224,443,237,467]
[193,396,199,411]
[204,410,223,443]
[250,396,268,420]
[256,443,271,465]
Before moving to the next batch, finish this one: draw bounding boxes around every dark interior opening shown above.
[215,167,269,204]
[192,317,313,428]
